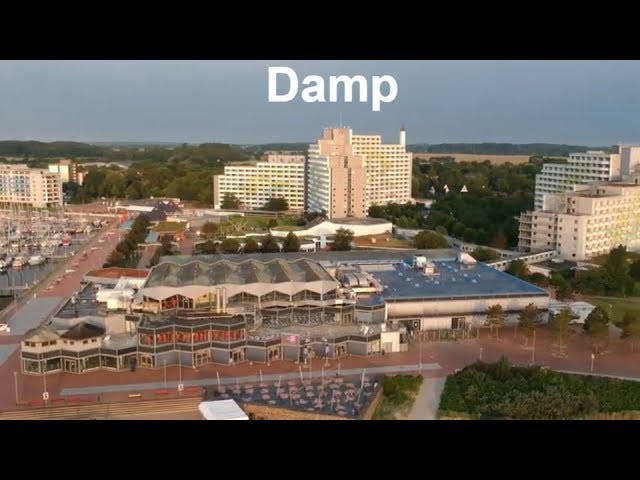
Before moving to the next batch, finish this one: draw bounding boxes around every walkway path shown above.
[404,377,447,420]
[60,362,442,396]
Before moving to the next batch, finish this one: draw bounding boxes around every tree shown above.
[506,259,530,280]
[368,205,385,219]
[199,240,218,255]
[518,303,541,346]
[470,247,499,262]
[490,231,508,250]
[332,228,354,251]
[435,226,448,236]
[555,283,573,301]
[243,237,260,254]
[621,311,640,352]
[263,197,289,211]
[261,234,281,253]
[221,193,240,209]
[528,272,549,287]
[412,230,448,249]
[200,222,219,239]
[550,307,577,347]
[601,245,633,296]
[220,238,240,254]
[268,218,278,228]
[629,259,640,282]
[486,304,507,339]
[583,307,610,354]
[282,231,301,252]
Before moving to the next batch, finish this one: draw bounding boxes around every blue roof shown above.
[119,219,134,231]
[145,232,160,243]
[373,260,547,301]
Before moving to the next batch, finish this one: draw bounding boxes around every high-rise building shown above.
[520,145,640,252]
[48,159,82,184]
[0,164,63,208]
[213,154,305,211]
[533,145,640,210]
[306,126,412,218]
[520,180,640,260]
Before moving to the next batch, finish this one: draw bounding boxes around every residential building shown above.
[48,159,82,185]
[520,182,640,260]
[20,249,549,376]
[520,145,640,252]
[0,164,63,208]
[306,126,412,218]
[213,154,305,211]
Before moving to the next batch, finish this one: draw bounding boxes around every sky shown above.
[1,60,639,146]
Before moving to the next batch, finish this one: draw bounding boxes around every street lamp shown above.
[531,330,536,365]
[13,371,18,405]
[479,347,483,361]
[590,353,595,373]
[163,359,168,388]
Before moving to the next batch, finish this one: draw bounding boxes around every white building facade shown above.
[213,154,305,211]
[0,164,63,208]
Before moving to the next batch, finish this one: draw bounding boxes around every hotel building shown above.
[48,159,84,185]
[0,164,63,208]
[213,154,305,211]
[520,181,640,260]
[306,127,412,218]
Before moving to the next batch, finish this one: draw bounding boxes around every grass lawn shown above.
[583,295,640,325]
[154,221,187,233]
[373,375,423,420]
[223,216,302,233]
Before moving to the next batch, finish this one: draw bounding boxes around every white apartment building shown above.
[48,158,83,185]
[213,154,305,211]
[0,164,63,208]
[306,126,412,218]
[520,181,640,260]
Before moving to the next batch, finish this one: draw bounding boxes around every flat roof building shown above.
[520,181,640,260]
[20,249,548,376]
[0,164,63,208]
[213,154,305,211]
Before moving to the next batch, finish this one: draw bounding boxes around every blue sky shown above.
[0,60,639,145]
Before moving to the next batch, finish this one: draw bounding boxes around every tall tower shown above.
[399,125,406,147]
[306,127,412,218]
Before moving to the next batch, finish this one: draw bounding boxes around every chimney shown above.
[399,124,406,147]
[215,288,221,313]
[221,287,227,313]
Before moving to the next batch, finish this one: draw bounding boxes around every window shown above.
[91,338,97,343]
[83,340,89,344]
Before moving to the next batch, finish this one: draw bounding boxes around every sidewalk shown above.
[60,362,442,396]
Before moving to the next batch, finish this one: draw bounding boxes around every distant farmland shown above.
[414,153,533,165]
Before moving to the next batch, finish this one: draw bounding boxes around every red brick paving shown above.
[4,324,640,411]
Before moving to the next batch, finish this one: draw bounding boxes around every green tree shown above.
[220,238,240,254]
[221,193,240,209]
[629,259,640,282]
[261,234,281,253]
[412,230,448,249]
[518,303,541,346]
[621,311,640,352]
[267,218,278,228]
[470,247,499,262]
[528,272,549,287]
[601,245,633,296]
[489,231,508,250]
[435,225,448,236]
[550,307,577,347]
[200,222,219,239]
[263,197,289,211]
[282,232,301,252]
[199,240,218,255]
[507,259,530,280]
[583,307,610,354]
[332,228,354,251]
[243,237,259,254]
[368,205,385,219]
[486,304,507,339]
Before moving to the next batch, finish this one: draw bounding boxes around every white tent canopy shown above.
[198,400,249,420]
